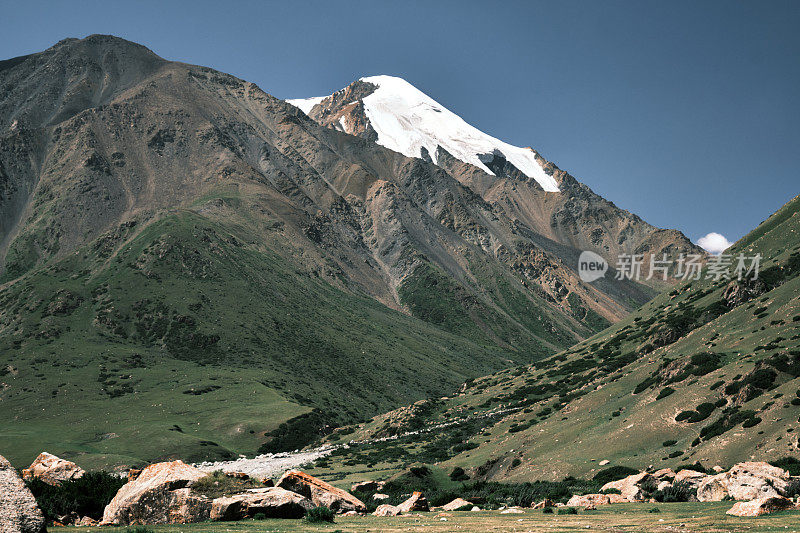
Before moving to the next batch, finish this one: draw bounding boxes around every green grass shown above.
[66,503,800,532]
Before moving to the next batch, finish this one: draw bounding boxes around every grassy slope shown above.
[313,195,800,481]
[0,208,520,469]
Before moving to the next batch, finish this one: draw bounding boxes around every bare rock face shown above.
[372,493,390,501]
[101,460,210,525]
[532,498,553,509]
[441,498,473,511]
[0,454,46,533]
[277,470,365,513]
[566,493,626,507]
[397,491,429,513]
[373,504,401,516]
[600,472,655,502]
[697,462,791,502]
[210,488,313,521]
[726,496,797,517]
[22,452,85,486]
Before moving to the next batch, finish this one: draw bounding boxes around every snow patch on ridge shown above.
[288,75,560,192]
[287,95,326,114]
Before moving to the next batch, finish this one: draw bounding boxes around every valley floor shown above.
[71,503,800,532]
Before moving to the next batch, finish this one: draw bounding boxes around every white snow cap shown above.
[289,75,560,192]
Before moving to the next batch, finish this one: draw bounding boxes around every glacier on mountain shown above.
[288,75,560,192]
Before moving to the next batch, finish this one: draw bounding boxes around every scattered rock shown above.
[22,452,85,486]
[77,516,99,526]
[277,470,365,512]
[598,460,610,466]
[351,480,384,492]
[372,493,390,501]
[342,510,359,516]
[471,506,481,511]
[210,487,313,520]
[566,493,626,507]
[373,504,401,516]
[532,498,553,509]
[0,454,46,533]
[441,498,473,511]
[651,468,676,481]
[712,465,725,473]
[500,507,523,514]
[697,462,791,502]
[726,496,797,517]
[601,472,655,502]
[397,491,429,513]
[101,460,211,525]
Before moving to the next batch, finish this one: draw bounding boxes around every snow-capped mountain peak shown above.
[288,75,560,192]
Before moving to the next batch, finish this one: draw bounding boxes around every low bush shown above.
[305,506,335,523]
[191,470,263,499]
[592,466,638,484]
[557,507,578,515]
[27,471,126,521]
[653,481,696,503]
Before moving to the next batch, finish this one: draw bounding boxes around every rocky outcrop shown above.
[210,488,313,520]
[726,496,797,517]
[351,480,384,493]
[441,498,473,511]
[697,462,791,502]
[22,452,85,486]
[373,504,401,516]
[0,455,46,533]
[101,460,210,525]
[532,498,553,509]
[277,471,365,512]
[601,472,655,502]
[566,493,627,507]
[397,491,429,513]
[372,493,389,501]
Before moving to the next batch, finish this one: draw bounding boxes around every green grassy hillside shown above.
[0,209,522,469]
[312,195,800,481]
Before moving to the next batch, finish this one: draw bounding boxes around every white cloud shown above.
[697,232,733,255]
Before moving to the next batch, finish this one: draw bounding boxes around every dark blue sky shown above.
[2,1,798,244]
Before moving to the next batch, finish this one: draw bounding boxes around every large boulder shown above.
[726,496,797,517]
[697,462,791,502]
[600,472,655,502]
[441,498,473,511]
[210,487,313,520]
[22,452,85,486]
[397,491,429,513]
[373,504,401,516]
[0,455,46,533]
[674,469,708,489]
[277,471,365,513]
[566,493,626,507]
[101,460,211,525]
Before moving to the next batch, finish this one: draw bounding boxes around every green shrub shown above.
[557,507,578,515]
[27,471,126,521]
[305,506,335,523]
[542,506,554,513]
[648,507,661,513]
[656,387,675,400]
[253,512,267,520]
[124,528,155,533]
[770,457,800,476]
[592,466,638,484]
[450,466,470,481]
[653,481,695,502]
[662,440,677,447]
[191,470,263,499]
